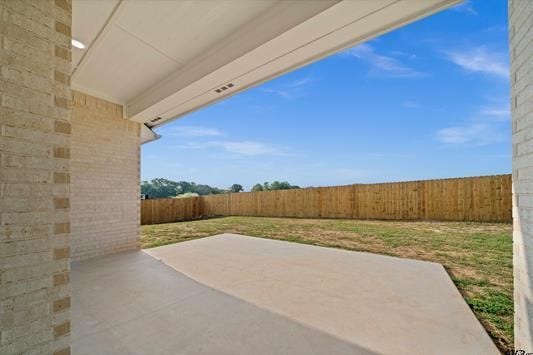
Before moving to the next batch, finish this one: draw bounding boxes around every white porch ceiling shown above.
[72,0,460,140]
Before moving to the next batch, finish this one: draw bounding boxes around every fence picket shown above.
[141,175,512,225]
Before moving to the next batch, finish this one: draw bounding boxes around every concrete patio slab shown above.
[72,234,499,354]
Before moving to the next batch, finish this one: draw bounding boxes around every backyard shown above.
[142,216,513,352]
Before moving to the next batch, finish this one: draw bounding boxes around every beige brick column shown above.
[70,91,141,261]
[510,0,533,351]
[0,0,71,354]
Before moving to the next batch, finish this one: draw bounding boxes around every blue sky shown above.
[142,0,510,191]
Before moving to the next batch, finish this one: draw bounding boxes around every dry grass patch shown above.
[142,216,512,353]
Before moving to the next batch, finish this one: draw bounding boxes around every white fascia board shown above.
[129,0,461,127]
[140,124,161,144]
[127,0,341,123]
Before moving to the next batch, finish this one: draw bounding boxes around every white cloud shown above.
[216,141,285,156]
[437,98,511,146]
[437,123,506,145]
[480,104,510,121]
[445,46,509,78]
[344,44,425,78]
[290,77,314,87]
[166,125,223,137]
[367,153,413,159]
[262,88,291,98]
[176,140,287,157]
[262,76,315,98]
[483,25,507,33]
[450,0,478,15]
[402,100,420,108]
[389,50,417,60]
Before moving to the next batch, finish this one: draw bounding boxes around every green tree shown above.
[141,178,228,198]
[230,184,244,193]
[210,187,227,194]
[251,184,263,192]
[141,178,179,198]
[254,181,300,191]
[195,184,213,195]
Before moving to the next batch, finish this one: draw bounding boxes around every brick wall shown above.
[0,0,71,354]
[70,91,141,261]
[509,0,533,350]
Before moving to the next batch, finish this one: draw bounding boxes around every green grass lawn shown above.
[141,216,513,353]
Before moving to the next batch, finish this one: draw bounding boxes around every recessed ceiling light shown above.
[71,39,86,49]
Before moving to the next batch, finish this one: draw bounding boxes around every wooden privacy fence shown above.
[141,174,512,225]
[140,196,202,225]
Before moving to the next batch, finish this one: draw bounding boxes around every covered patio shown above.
[1,0,532,353]
[72,234,498,354]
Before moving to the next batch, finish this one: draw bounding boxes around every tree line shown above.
[251,181,300,192]
[141,178,299,198]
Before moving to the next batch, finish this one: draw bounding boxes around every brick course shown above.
[70,91,141,261]
[510,0,533,350]
[0,0,71,353]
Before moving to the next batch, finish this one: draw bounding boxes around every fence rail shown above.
[141,174,512,225]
